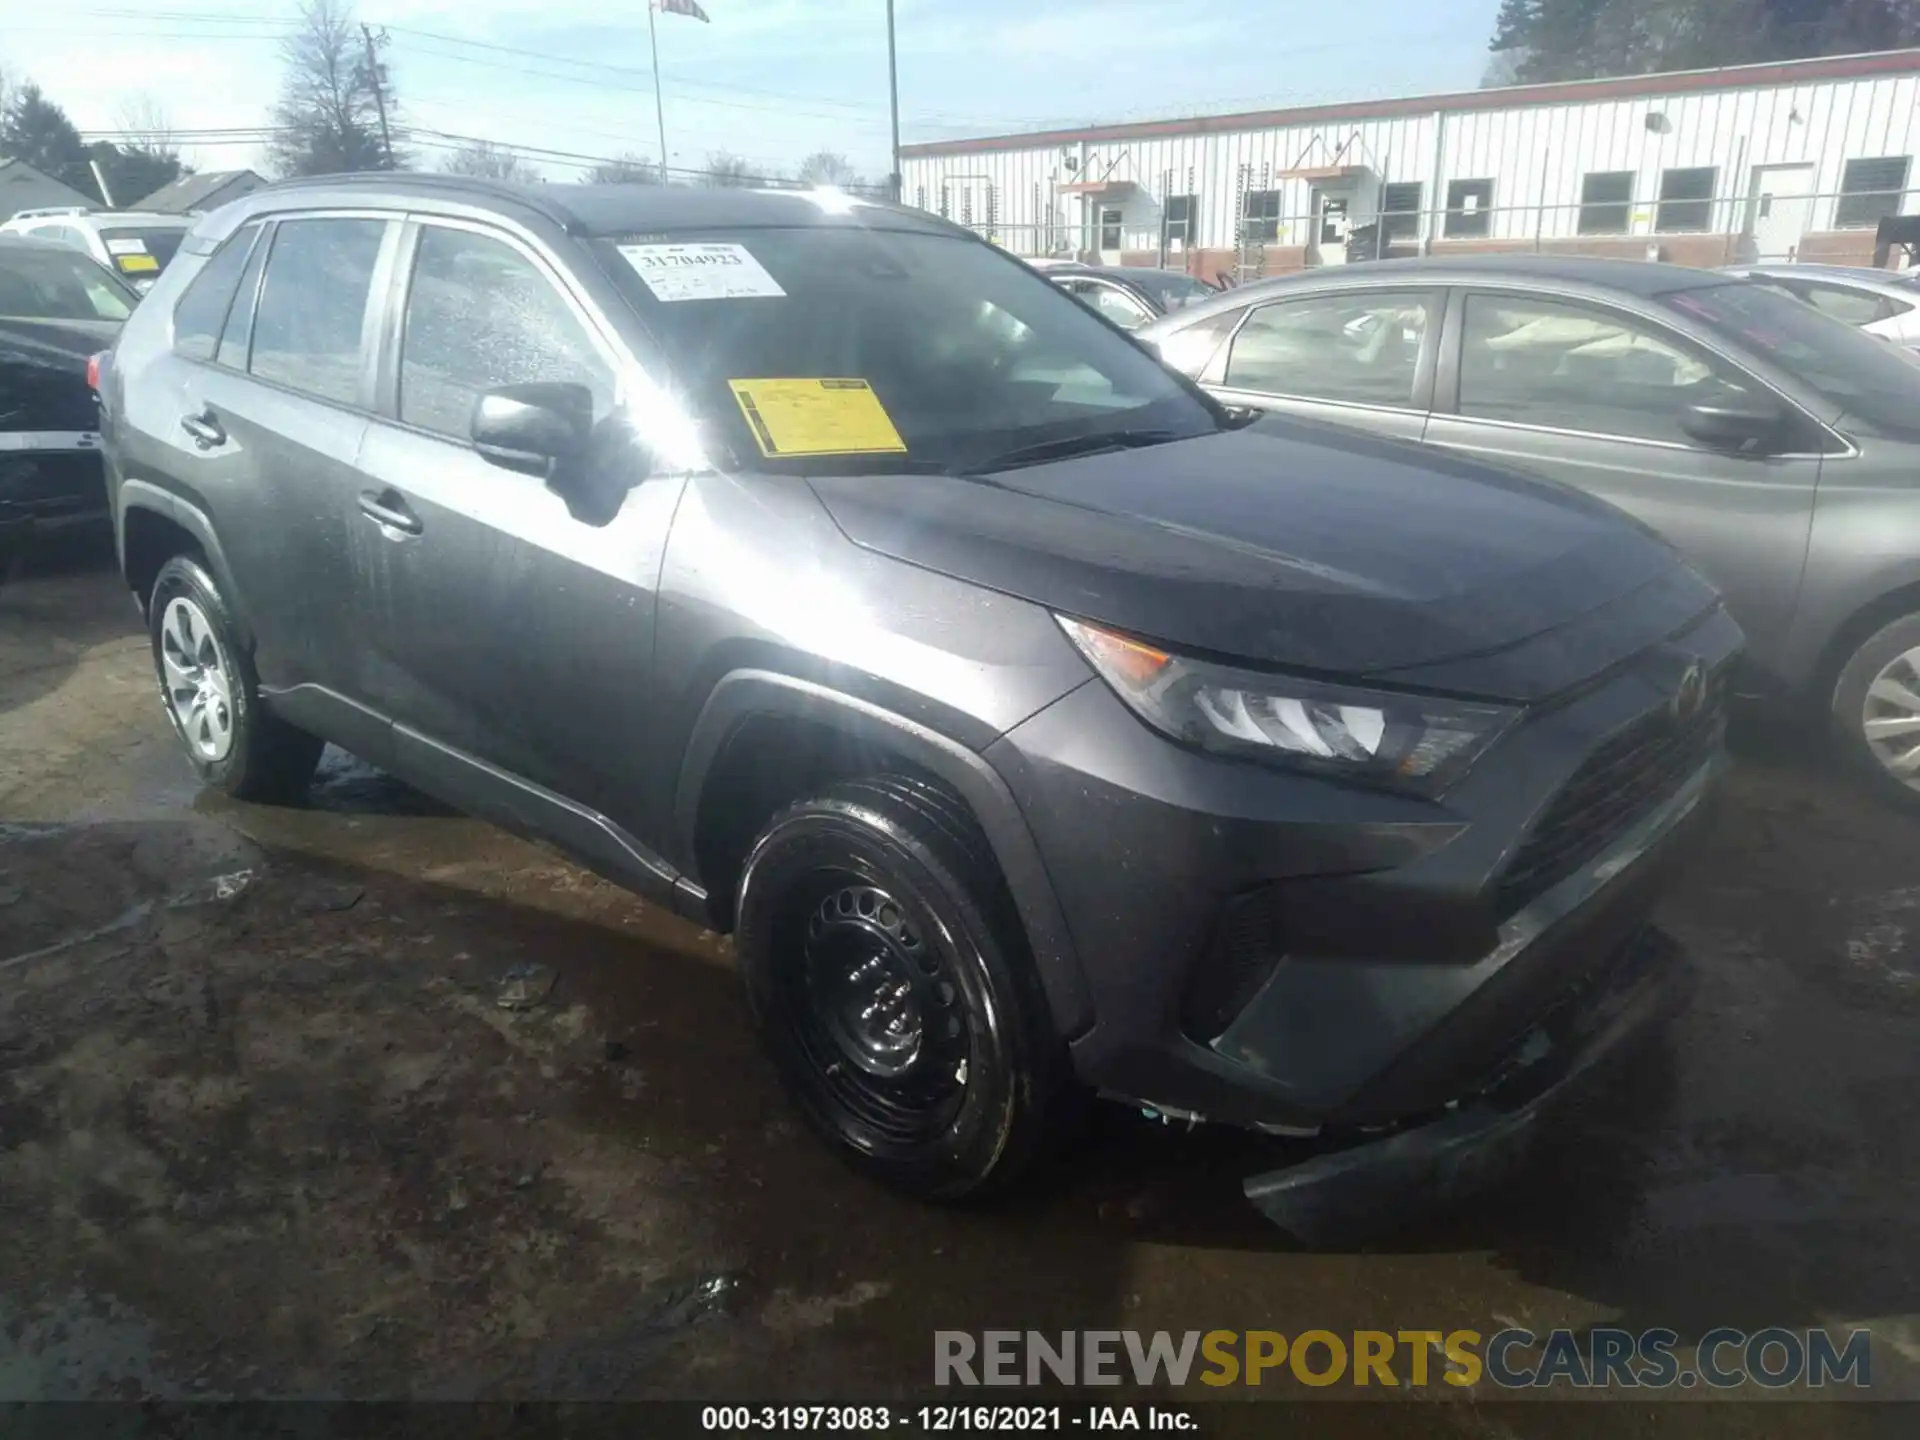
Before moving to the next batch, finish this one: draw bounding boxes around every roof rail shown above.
[257,171,585,232]
[7,205,96,220]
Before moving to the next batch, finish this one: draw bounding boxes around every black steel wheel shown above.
[735,774,1068,1199]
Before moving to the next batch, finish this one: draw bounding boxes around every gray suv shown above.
[1142,256,1920,808]
[96,177,1739,1236]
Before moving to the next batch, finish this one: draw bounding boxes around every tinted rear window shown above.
[0,244,135,321]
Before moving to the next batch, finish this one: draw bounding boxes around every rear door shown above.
[1201,286,1441,442]
[350,216,684,836]
[1423,287,1826,668]
[154,212,399,749]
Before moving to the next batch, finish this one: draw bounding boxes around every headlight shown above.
[1059,616,1517,795]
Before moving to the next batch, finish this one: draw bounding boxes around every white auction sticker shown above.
[105,237,149,256]
[616,242,786,302]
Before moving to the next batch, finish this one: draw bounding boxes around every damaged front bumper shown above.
[1244,924,1689,1248]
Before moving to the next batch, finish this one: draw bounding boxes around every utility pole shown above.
[886,0,902,203]
[361,23,395,169]
[648,1,670,184]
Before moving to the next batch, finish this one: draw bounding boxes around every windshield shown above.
[99,226,187,280]
[0,245,136,321]
[596,226,1217,473]
[1125,271,1217,310]
[1660,280,1920,431]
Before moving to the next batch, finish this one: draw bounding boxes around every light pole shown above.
[886,0,902,202]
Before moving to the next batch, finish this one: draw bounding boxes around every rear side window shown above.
[172,224,260,362]
[250,217,388,407]
[217,224,272,370]
[398,225,614,441]
[1786,279,1910,327]
[1154,307,1243,380]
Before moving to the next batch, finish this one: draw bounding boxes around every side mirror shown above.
[471,382,594,479]
[1680,395,1787,455]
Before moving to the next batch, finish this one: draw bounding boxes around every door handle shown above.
[356,489,423,536]
[179,408,226,449]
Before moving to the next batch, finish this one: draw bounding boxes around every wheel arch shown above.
[1808,574,1920,709]
[674,669,1093,1039]
[118,480,255,650]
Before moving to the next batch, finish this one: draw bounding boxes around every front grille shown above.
[1495,671,1724,919]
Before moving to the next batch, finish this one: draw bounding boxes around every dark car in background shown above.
[1142,255,1920,807]
[99,179,1735,1237]
[1045,263,1218,330]
[0,235,135,568]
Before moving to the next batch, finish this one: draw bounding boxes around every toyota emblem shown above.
[1671,660,1708,725]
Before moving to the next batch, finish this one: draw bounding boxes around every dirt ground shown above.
[3,533,1917,1429]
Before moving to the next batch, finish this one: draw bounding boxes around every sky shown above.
[2,0,1507,184]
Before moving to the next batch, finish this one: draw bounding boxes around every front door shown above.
[1746,163,1816,262]
[1311,188,1352,266]
[1202,287,1440,442]
[349,219,683,840]
[1424,288,1822,670]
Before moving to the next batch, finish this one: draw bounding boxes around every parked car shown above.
[99,178,1738,1237]
[0,234,135,567]
[1142,255,1920,808]
[1720,262,1920,352]
[0,207,193,294]
[1045,264,1219,330]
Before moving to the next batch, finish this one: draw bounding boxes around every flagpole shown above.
[649,0,670,183]
[886,0,901,203]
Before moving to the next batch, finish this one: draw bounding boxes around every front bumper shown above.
[986,604,1740,1134]
[1244,925,1690,1247]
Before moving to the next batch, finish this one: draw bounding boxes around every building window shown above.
[1380,181,1424,239]
[1578,171,1634,234]
[1444,178,1493,238]
[1656,167,1717,233]
[1835,156,1912,229]
[1099,205,1123,251]
[1164,193,1196,250]
[1242,189,1281,243]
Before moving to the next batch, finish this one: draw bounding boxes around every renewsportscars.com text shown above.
[934,1327,1873,1390]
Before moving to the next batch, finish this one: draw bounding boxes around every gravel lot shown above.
[2,534,1916,1432]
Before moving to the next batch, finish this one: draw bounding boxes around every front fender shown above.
[672,668,1094,1039]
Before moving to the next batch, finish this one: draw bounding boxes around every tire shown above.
[148,555,323,804]
[1829,611,1920,811]
[734,774,1071,1201]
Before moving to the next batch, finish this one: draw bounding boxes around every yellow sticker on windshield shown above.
[727,378,907,458]
[116,254,160,273]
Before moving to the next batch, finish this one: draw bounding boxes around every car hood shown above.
[808,418,1716,703]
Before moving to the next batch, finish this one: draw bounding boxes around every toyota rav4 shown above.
[96,177,1740,1237]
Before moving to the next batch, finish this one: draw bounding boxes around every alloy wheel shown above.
[1861,644,1920,793]
[159,595,236,763]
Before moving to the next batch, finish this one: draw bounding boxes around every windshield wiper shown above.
[956,428,1189,476]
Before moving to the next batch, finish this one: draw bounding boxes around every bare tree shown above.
[584,152,660,184]
[701,151,755,188]
[269,0,400,177]
[440,140,539,182]
[796,150,861,189]
[114,93,178,156]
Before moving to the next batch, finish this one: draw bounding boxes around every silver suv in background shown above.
[1141,255,1920,808]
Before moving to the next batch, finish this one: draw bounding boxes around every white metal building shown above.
[899,49,1920,278]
